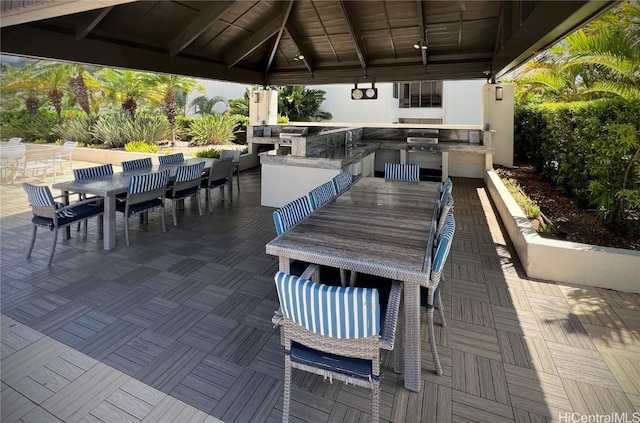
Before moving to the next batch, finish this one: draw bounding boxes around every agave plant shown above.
[188,114,239,146]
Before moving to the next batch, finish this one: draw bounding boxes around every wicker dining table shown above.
[52,158,215,250]
[266,176,441,392]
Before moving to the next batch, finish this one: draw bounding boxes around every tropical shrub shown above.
[52,115,95,144]
[124,114,170,144]
[194,148,221,158]
[189,114,239,146]
[0,109,59,142]
[125,141,159,153]
[514,98,640,233]
[91,113,132,148]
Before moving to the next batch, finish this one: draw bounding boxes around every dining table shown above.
[52,158,215,250]
[266,176,441,393]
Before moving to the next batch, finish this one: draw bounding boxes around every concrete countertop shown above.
[259,144,378,169]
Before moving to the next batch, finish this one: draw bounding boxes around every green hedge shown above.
[514,98,640,233]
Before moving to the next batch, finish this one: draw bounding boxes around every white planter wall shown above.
[485,170,640,293]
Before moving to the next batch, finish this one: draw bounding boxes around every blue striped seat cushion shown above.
[273,196,312,235]
[309,181,337,210]
[332,171,353,193]
[275,271,380,339]
[73,164,113,180]
[175,162,204,183]
[384,163,420,181]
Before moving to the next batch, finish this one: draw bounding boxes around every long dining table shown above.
[266,176,441,393]
[52,158,215,250]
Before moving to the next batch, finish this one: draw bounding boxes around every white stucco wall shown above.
[194,79,251,115]
[309,83,396,123]
[443,80,485,125]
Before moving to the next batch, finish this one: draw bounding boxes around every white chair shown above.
[53,141,78,177]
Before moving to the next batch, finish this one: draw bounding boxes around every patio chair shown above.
[309,180,337,211]
[116,169,170,246]
[73,164,114,231]
[441,177,453,203]
[22,182,104,265]
[384,163,420,181]
[166,161,205,226]
[7,137,23,145]
[220,149,241,192]
[422,211,455,375]
[273,196,312,236]
[159,153,184,164]
[1,143,26,183]
[332,170,353,193]
[53,141,77,176]
[121,157,152,172]
[201,157,233,212]
[273,270,402,423]
[436,191,454,236]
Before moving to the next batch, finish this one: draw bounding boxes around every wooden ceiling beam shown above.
[416,0,427,67]
[265,1,295,74]
[225,5,291,68]
[166,1,234,57]
[338,0,367,73]
[75,7,112,40]
[1,25,263,84]
[285,23,313,74]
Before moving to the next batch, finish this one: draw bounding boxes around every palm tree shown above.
[227,88,250,116]
[1,60,42,116]
[144,74,204,144]
[514,0,640,101]
[190,95,227,115]
[97,68,150,115]
[278,85,332,121]
[32,61,70,119]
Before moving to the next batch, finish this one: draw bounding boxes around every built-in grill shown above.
[279,126,308,145]
[406,128,439,153]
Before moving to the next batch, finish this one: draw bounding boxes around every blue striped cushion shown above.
[175,162,204,183]
[433,212,455,273]
[73,164,113,180]
[309,181,337,210]
[332,171,353,193]
[128,169,170,194]
[273,196,312,235]
[22,183,55,207]
[159,153,184,164]
[122,158,152,171]
[275,271,380,339]
[384,163,420,181]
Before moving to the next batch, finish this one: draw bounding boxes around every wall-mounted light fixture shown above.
[293,52,305,61]
[495,86,503,101]
[413,40,428,50]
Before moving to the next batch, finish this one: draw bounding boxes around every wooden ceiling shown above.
[0,0,617,85]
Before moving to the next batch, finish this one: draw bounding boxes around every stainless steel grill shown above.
[406,129,439,153]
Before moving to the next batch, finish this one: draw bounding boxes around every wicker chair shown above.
[166,162,204,226]
[384,163,420,181]
[273,196,312,236]
[159,153,184,164]
[309,180,337,211]
[220,149,241,192]
[441,177,453,203]
[116,169,170,246]
[422,211,455,375]
[437,191,454,235]
[273,270,402,423]
[332,171,353,193]
[201,157,233,211]
[121,157,152,171]
[22,182,104,265]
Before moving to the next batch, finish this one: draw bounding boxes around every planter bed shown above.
[485,169,640,293]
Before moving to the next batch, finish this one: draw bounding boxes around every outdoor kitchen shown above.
[250,122,494,207]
